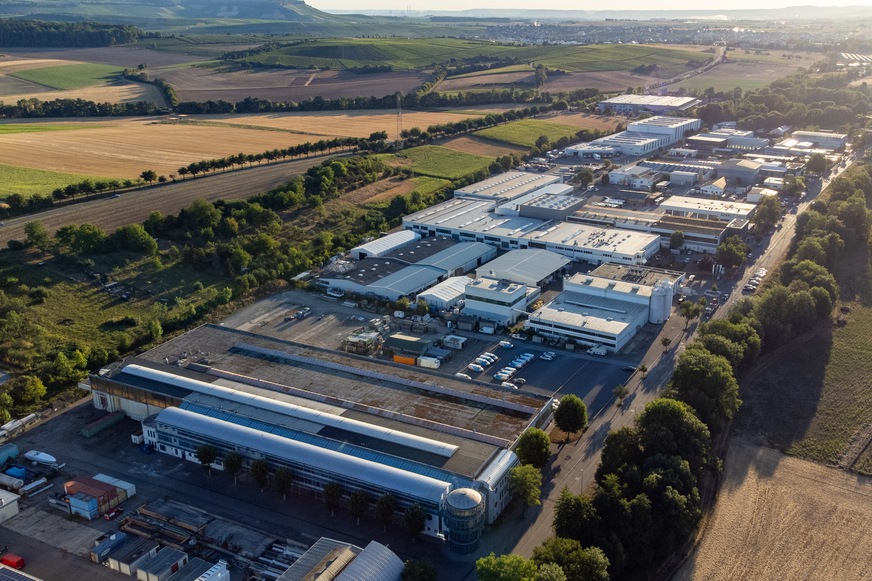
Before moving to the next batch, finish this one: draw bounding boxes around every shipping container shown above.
[80,411,125,438]
[93,474,136,499]
[91,532,128,563]
[0,443,18,464]
[392,355,417,366]
[417,356,441,369]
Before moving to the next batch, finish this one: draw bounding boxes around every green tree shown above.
[636,398,711,475]
[554,394,588,439]
[679,300,702,331]
[639,363,648,378]
[195,444,218,475]
[0,392,12,424]
[250,458,270,492]
[111,224,158,254]
[670,348,741,432]
[716,235,749,269]
[516,427,552,468]
[376,492,397,532]
[532,537,610,581]
[669,230,685,249]
[402,503,427,542]
[752,195,782,232]
[661,337,672,351]
[23,221,50,251]
[476,553,538,581]
[553,486,600,546]
[350,490,369,524]
[147,319,163,342]
[536,563,567,581]
[8,375,46,405]
[806,152,828,175]
[402,559,438,581]
[274,467,293,500]
[323,482,343,516]
[612,383,630,406]
[572,168,594,187]
[140,169,157,184]
[509,464,542,515]
[223,451,244,484]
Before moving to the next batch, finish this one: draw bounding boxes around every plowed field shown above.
[675,440,872,581]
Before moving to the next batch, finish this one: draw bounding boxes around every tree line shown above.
[0,20,145,47]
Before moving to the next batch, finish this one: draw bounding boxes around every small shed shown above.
[137,548,189,581]
[0,488,21,524]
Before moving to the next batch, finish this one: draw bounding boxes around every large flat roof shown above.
[628,116,700,129]
[477,249,570,286]
[113,324,552,478]
[589,263,684,288]
[454,171,560,201]
[600,95,699,108]
[532,292,649,336]
[661,196,756,215]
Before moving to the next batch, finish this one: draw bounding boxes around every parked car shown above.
[499,341,514,349]
[510,333,527,341]
[494,373,510,381]
[540,354,554,361]
[623,366,637,372]
[454,373,471,380]
[467,363,484,373]
[474,358,492,367]
[513,378,527,385]
[501,382,519,390]
[721,293,729,302]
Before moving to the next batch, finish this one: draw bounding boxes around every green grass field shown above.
[410,176,454,196]
[675,75,774,93]
[0,163,106,198]
[474,119,580,148]
[390,146,493,180]
[449,63,533,79]
[0,124,101,135]
[239,38,707,76]
[9,64,122,90]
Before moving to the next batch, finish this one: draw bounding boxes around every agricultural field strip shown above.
[179,119,324,136]
[8,63,123,90]
[448,64,533,79]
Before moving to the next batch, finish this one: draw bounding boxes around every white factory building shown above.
[790,131,847,151]
[746,187,780,204]
[525,264,683,352]
[596,95,701,115]
[476,249,571,287]
[660,196,756,222]
[566,116,701,157]
[453,171,562,201]
[350,230,420,261]
[417,276,470,311]
[608,165,662,189]
[463,277,531,326]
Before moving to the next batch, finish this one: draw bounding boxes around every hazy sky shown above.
[307,0,859,11]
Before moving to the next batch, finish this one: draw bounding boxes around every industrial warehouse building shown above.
[476,249,571,288]
[660,196,757,222]
[790,130,847,151]
[315,238,496,301]
[525,264,684,352]
[403,175,662,266]
[716,158,763,185]
[416,276,470,310]
[566,116,701,157]
[84,324,555,552]
[596,95,700,115]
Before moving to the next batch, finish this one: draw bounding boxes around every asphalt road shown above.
[0,154,343,246]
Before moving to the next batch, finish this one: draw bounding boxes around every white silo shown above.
[649,279,673,324]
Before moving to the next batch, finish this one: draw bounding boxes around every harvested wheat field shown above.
[675,440,872,581]
[0,80,165,106]
[205,109,484,138]
[0,117,324,178]
[550,113,621,132]
[440,136,525,157]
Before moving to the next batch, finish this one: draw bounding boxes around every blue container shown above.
[5,466,26,480]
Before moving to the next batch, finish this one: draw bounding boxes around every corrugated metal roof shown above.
[335,541,404,581]
[277,539,361,581]
[155,408,453,504]
[351,231,420,258]
[367,265,441,297]
[474,449,519,491]
[418,276,469,305]
[124,365,458,458]
[417,241,494,271]
[477,249,570,286]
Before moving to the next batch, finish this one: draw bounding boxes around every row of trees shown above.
[0,19,144,47]
[194,445,430,541]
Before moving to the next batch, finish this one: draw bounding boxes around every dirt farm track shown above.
[0,155,340,245]
[675,440,872,581]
